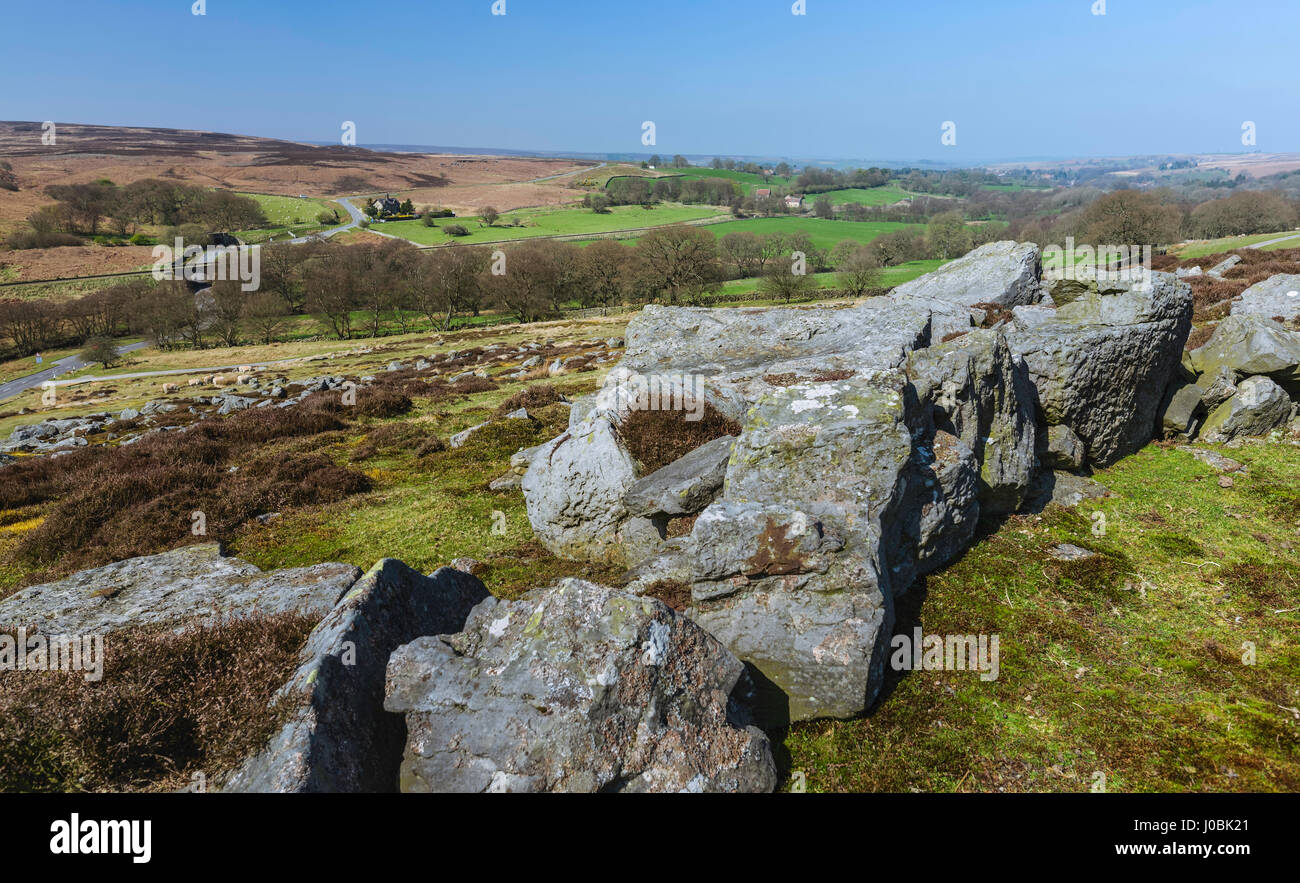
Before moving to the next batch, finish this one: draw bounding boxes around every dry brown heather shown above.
[620,403,741,474]
[1153,246,1300,337]
[0,612,317,792]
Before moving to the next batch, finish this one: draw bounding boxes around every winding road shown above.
[0,342,150,402]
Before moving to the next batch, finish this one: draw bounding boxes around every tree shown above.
[486,241,560,323]
[759,257,814,304]
[480,206,500,227]
[634,226,722,304]
[80,336,122,369]
[305,254,356,339]
[1079,190,1183,247]
[927,210,972,260]
[836,247,883,296]
[775,162,792,178]
[208,281,246,347]
[579,240,631,313]
[720,232,763,277]
[242,292,290,344]
[813,196,834,220]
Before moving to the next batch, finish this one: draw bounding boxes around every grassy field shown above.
[717,259,946,297]
[788,441,1300,792]
[370,203,725,246]
[672,217,925,252]
[812,186,913,207]
[652,167,794,195]
[1173,230,1300,259]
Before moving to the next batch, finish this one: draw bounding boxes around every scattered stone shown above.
[1050,543,1097,561]
[1041,423,1087,471]
[623,435,735,518]
[1177,446,1247,474]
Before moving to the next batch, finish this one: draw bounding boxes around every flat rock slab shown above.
[1177,446,1247,474]
[892,240,1041,308]
[0,543,360,635]
[623,434,735,518]
[1232,274,1300,322]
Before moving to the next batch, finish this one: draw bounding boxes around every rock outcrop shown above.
[383,579,776,792]
[224,559,489,793]
[518,246,1203,722]
[1232,274,1300,322]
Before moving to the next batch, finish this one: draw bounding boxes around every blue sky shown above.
[3,0,1297,162]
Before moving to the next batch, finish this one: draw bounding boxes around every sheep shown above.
[187,378,204,387]
[162,382,180,394]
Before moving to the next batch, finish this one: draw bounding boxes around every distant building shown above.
[754,188,772,199]
[783,195,805,210]
[373,195,403,216]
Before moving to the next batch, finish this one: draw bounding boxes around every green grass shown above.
[241,193,341,227]
[652,167,794,196]
[1173,230,1300,259]
[371,203,725,246]
[811,186,913,207]
[717,259,946,297]
[674,217,924,252]
[786,442,1300,792]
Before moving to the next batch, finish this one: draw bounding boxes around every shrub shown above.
[356,388,413,419]
[0,612,317,792]
[620,403,741,473]
[495,382,564,417]
[443,224,470,237]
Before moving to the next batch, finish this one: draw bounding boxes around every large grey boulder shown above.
[521,417,659,564]
[383,579,776,793]
[1158,381,1207,441]
[1006,272,1193,466]
[224,559,488,793]
[1188,315,1300,395]
[906,329,1037,512]
[1200,376,1295,443]
[892,241,1042,308]
[1231,274,1300,322]
[623,434,735,518]
[0,543,360,635]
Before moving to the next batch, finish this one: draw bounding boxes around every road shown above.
[286,197,369,244]
[0,342,151,403]
[1248,231,1300,250]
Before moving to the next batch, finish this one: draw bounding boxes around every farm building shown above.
[784,195,805,210]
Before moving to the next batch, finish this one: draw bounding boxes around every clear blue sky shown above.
[4,0,1296,162]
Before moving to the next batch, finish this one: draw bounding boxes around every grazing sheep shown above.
[212,375,227,387]
[162,383,180,394]
[237,365,253,373]
[236,374,253,384]
[187,378,204,387]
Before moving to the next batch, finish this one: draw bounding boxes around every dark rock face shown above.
[384,579,776,793]
[223,560,489,793]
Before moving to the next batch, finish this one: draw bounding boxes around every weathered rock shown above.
[906,329,1037,510]
[449,421,489,448]
[1207,255,1242,277]
[0,543,360,635]
[1177,446,1247,474]
[1196,365,1239,412]
[1231,274,1300,322]
[1050,543,1097,561]
[1006,272,1193,466]
[1189,315,1300,395]
[1200,376,1294,443]
[1175,265,1203,279]
[1159,381,1207,441]
[1024,470,1111,510]
[892,241,1042,308]
[1042,423,1087,470]
[623,434,735,518]
[223,559,489,792]
[384,579,776,792]
[521,417,659,564]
